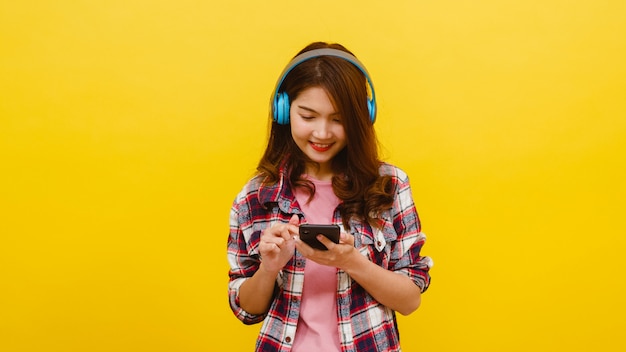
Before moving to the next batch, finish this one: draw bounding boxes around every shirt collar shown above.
[257,165,302,216]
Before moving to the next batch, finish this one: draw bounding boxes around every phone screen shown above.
[298,224,340,250]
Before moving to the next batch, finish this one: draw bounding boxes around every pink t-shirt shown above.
[292,176,342,351]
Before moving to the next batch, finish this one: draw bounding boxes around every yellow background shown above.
[1,1,625,351]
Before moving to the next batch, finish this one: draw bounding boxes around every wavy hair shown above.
[257,42,393,229]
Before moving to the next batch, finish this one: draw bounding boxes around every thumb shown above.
[289,214,300,225]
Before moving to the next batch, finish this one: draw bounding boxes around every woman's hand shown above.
[239,214,299,315]
[258,214,299,274]
[295,231,359,270]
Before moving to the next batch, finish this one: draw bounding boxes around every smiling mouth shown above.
[310,142,333,152]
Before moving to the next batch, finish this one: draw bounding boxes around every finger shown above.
[283,215,301,239]
[263,225,284,239]
[315,235,334,250]
[288,214,300,225]
[294,237,313,254]
[277,224,296,241]
[340,232,354,246]
[259,241,281,254]
[263,236,286,247]
[265,224,292,241]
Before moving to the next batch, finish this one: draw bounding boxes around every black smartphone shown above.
[298,224,340,250]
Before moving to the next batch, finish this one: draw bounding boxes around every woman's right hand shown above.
[239,214,300,315]
[258,214,299,274]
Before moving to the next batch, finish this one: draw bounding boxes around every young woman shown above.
[227,42,432,352]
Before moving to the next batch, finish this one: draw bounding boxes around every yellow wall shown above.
[1,1,624,351]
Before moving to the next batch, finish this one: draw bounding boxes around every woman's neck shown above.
[304,163,334,182]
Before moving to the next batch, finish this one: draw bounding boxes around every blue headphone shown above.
[271,48,377,125]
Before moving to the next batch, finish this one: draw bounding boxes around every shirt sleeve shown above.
[388,168,433,293]
[227,196,268,325]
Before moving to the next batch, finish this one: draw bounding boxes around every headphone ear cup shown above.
[274,92,291,125]
[367,98,376,123]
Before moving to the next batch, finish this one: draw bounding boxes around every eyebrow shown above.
[296,105,340,116]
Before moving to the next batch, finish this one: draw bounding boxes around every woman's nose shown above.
[312,120,332,139]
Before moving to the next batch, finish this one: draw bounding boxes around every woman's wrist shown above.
[258,261,281,278]
[340,248,368,276]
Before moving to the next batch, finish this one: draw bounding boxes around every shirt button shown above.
[296,260,304,267]
[291,297,298,303]
[285,336,292,343]
[376,240,382,247]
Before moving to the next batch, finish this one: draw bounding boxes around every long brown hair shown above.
[257,42,393,229]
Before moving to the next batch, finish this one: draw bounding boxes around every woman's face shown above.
[290,86,347,180]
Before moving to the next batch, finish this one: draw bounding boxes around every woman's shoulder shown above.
[378,162,409,183]
[233,171,288,208]
[233,174,265,202]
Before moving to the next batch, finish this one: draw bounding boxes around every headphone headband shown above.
[271,48,377,124]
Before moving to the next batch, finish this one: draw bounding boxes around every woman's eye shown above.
[301,115,314,120]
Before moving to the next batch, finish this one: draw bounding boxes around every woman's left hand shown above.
[295,232,358,269]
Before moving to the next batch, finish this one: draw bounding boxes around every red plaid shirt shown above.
[227,163,432,352]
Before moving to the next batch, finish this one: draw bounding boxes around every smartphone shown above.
[298,224,340,250]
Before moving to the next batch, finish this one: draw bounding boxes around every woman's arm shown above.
[296,233,422,315]
[340,245,422,315]
[238,215,299,315]
[238,262,282,315]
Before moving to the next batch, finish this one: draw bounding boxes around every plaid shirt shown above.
[227,163,432,352]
